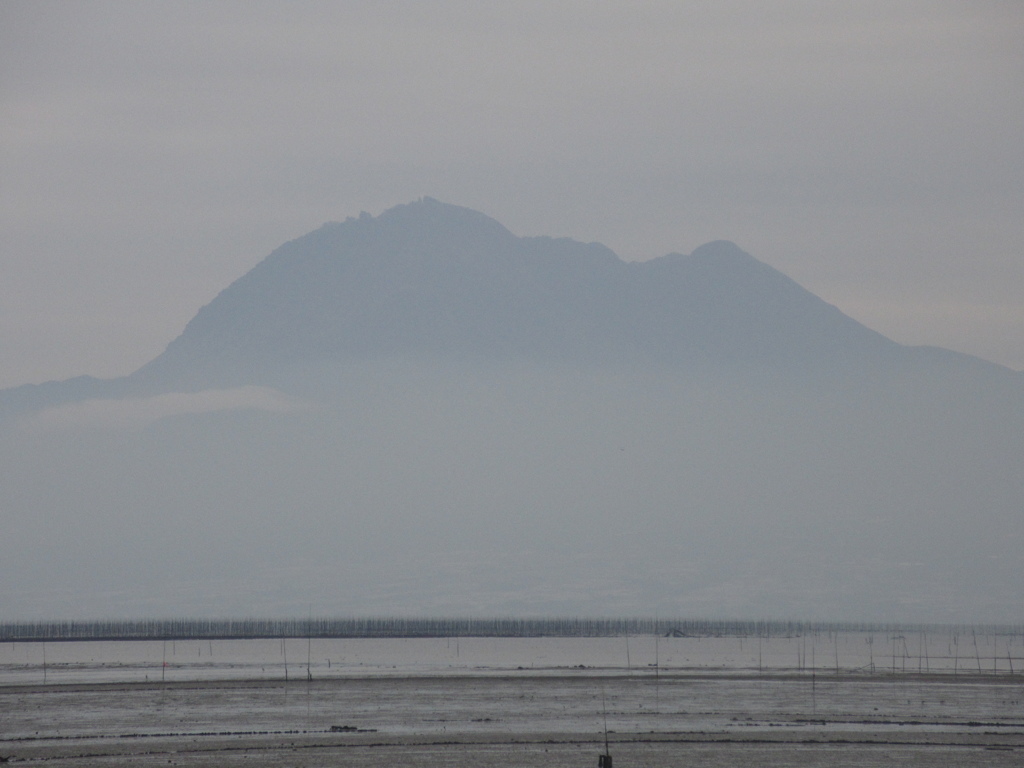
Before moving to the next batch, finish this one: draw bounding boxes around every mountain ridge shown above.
[134,199,897,382]
[3,198,1021,413]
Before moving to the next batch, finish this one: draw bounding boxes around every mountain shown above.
[2,199,1022,623]
[133,197,901,386]
[7,197,1019,406]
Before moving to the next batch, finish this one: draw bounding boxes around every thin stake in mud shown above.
[599,689,612,768]
[811,643,816,714]
[654,634,660,714]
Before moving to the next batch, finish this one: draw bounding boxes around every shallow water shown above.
[2,635,1023,766]
[2,631,1018,686]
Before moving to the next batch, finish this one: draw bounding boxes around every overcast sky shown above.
[2,1,1023,389]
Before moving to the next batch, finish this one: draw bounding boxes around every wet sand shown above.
[3,671,1022,766]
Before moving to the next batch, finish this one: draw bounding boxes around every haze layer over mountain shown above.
[2,200,1021,623]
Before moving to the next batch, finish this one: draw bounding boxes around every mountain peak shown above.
[691,239,750,260]
[355,197,517,246]
[122,201,906,388]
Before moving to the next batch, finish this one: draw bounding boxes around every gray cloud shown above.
[2,1,1023,387]
[25,386,304,431]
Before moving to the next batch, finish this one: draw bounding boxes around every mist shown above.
[4,359,1020,623]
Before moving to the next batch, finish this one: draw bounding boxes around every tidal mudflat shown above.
[2,635,1022,766]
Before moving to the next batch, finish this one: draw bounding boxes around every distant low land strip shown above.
[2,617,1019,642]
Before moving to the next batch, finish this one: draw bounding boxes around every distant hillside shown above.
[131,198,902,387]
[3,197,1020,414]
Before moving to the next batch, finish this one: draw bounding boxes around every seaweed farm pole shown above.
[811,643,816,714]
[654,634,660,714]
[305,607,313,682]
[162,641,166,683]
[42,641,46,684]
[600,689,612,768]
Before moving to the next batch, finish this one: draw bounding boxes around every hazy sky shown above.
[3,1,1023,389]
